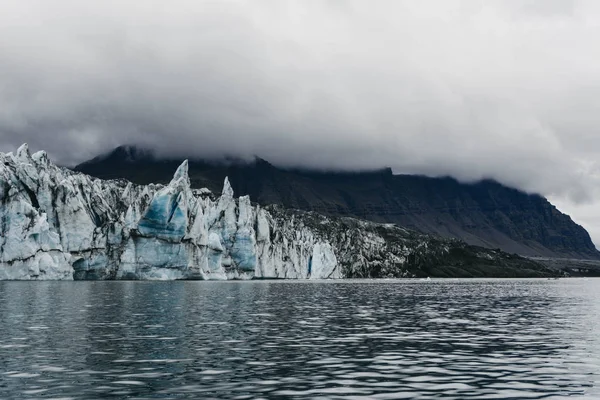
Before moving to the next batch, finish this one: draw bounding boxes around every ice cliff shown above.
[0,144,341,280]
[0,144,554,280]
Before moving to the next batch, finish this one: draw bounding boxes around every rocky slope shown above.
[76,146,600,259]
[0,144,555,280]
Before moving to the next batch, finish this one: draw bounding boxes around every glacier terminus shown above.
[0,144,555,280]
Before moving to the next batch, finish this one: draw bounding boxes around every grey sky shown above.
[2,0,600,243]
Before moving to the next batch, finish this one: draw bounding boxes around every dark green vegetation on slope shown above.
[75,146,599,260]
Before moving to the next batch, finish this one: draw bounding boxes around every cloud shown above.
[1,0,600,206]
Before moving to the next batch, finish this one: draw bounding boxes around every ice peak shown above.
[32,150,49,165]
[121,182,133,200]
[170,160,190,187]
[222,177,234,198]
[16,143,31,161]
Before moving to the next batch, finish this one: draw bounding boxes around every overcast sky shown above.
[2,0,600,245]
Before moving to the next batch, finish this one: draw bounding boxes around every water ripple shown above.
[0,279,599,399]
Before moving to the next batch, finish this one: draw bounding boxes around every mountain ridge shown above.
[75,145,600,260]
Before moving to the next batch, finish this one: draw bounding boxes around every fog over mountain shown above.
[2,1,600,245]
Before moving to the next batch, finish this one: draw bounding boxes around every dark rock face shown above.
[266,206,557,279]
[75,146,600,260]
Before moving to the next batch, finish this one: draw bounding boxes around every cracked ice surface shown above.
[0,144,361,280]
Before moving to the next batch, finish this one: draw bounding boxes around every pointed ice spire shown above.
[16,143,31,161]
[222,177,234,198]
[121,182,132,201]
[169,160,190,188]
[32,150,49,166]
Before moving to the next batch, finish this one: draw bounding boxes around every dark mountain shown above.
[75,145,600,259]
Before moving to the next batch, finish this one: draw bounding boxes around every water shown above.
[0,279,599,399]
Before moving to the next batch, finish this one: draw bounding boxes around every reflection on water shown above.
[0,279,599,399]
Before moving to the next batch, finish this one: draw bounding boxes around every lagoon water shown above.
[0,279,599,399]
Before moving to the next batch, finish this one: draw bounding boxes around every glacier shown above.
[0,144,554,280]
[0,144,346,280]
